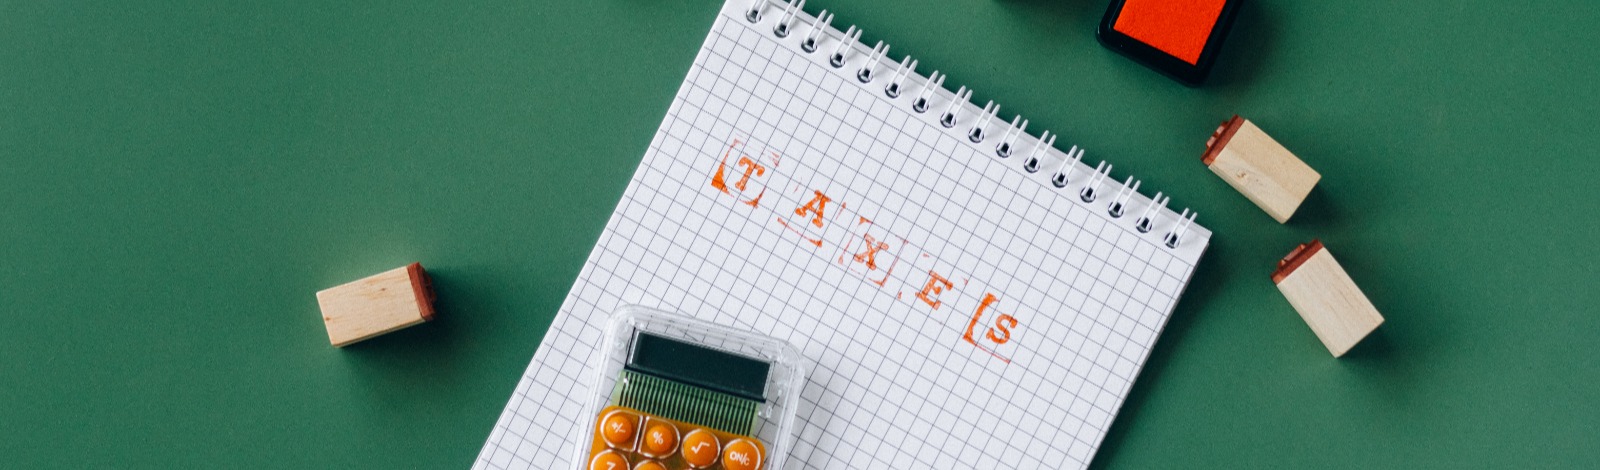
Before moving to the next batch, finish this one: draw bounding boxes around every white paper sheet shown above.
[475,1,1210,468]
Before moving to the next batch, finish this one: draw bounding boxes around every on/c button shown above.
[722,438,763,470]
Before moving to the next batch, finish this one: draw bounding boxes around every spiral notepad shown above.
[476,0,1212,468]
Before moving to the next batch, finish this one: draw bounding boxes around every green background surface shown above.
[3,0,1596,467]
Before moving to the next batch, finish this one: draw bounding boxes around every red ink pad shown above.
[1097,0,1241,86]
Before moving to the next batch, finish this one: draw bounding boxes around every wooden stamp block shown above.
[1272,241,1383,357]
[316,263,436,347]
[1202,115,1321,223]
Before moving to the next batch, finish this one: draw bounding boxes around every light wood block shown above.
[1202,115,1321,223]
[1272,241,1384,357]
[316,263,436,347]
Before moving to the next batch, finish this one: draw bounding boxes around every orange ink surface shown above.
[710,139,777,208]
[852,235,888,270]
[963,293,1018,363]
[917,270,954,310]
[837,217,905,287]
[776,188,841,248]
[795,190,832,228]
[1111,0,1227,65]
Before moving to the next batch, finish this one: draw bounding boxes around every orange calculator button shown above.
[722,438,763,470]
[599,411,638,448]
[680,429,720,468]
[633,461,667,470]
[589,450,629,470]
[641,422,678,457]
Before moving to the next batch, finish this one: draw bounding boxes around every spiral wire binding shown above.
[830,25,861,68]
[1165,210,1196,248]
[1051,146,1084,188]
[884,57,915,98]
[940,86,973,128]
[746,0,765,22]
[773,0,803,37]
[858,41,889,83]
[801,11,831,53]
[968,101,999,143]
[1109,177,1140,217]
[1135,193,1167,233]
[1080,161,1112,203]
[1023,132,1055,173]
[748,0,1199,249]
[912,72,943,113]
[995,116,1027,158]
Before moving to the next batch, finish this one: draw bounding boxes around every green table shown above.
[3,0,1596,467]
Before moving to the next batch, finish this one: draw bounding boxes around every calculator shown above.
[575,306,805,470]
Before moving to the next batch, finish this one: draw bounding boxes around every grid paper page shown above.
[477,1,1209,468]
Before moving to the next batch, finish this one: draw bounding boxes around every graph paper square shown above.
[476,1,1209,469]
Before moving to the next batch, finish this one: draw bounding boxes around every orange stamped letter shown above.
[917,270,954,310]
